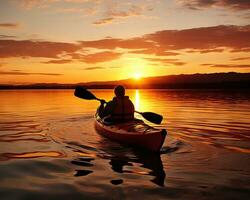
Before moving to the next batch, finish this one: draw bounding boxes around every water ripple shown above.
[0,151,65,161]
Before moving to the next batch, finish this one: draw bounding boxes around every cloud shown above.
[83,65,120,70]
[17,0,59,9]
[145,57,186,66]
[0,39,121,63]
[0,40,80,58]
[43,59,72,64]
[56,8,86,13]
[56,6,98,15]
[16,0,153,23]
[93,4,154,25]
[93,17,114,25]
[130,49,180,57]
[83,66,105,70]
[146,58,180,62]
[145,25,250,52]
[81,24,250,54]
[230,48,250,52]
[1,25,249,65]
[64,0,99,3]
[201,63,214,66]
[186,48,225,53]
[107,5,149,18]
[0,35,17,39]
[0,23,20,29]
[231,57,250,61]
[178,0,250,10]
[80,37,153,50]
[63,0,84,2]
[200,49,225,53]
[80,51,122,63]
[0,70,62,75]
[16,0,100,10]
[201,64,250,68]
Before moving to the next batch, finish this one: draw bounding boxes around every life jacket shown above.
[111,96,134,121]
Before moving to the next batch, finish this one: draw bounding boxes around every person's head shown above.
[114,85,125,97]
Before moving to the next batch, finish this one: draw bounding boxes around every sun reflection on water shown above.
[134,89,140,110]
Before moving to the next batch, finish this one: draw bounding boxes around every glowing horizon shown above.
[0,0,249,84]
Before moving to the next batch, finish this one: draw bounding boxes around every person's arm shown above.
[97,99,106,117]
[128,99,135,112]
[98,100,114,118]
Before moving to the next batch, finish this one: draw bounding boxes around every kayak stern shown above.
[94,117,167,152]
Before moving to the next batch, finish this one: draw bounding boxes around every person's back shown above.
[111,95,134,121]
[98,85,134,122]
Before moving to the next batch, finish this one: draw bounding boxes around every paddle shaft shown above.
[74,86,163,124]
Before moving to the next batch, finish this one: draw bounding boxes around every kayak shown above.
[94,113,167,152]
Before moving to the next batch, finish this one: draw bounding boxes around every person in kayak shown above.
[98,85,135,122]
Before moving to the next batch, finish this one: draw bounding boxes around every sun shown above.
[133,73,142,80]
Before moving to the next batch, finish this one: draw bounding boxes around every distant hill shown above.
[0,72,250,89]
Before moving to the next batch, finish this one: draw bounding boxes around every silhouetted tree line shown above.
[0,72,249,90]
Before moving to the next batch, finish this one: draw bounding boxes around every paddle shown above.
[74,86,163,124]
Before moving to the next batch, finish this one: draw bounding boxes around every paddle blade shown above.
[140,112,163,124]
[74,86,97,100]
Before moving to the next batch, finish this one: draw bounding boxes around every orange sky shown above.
[0,0,249,84]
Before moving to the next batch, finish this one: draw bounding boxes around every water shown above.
[0,89,250,199]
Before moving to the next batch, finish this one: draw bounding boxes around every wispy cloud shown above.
[130,49,180,57]
[64,0,100,3]
[145,57,186,66]
[93,17,114,25]
[178,0,250,10]
[0,23,20,29]
[56,8,86,13]
[56,6,98,15]
[83,66,105,70]
[80,51,122,63]
[201,64,250,68]
[93,4,154,26]
[83,65,120,70]
[17,0,59,9]
[0,70,63,75]
[0,35,17,39]
[16,0,100,9]
[43,59,72,64]
[231,57,250,61]
[200,49,225,53]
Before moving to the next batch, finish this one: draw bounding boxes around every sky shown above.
[0,0,249,84]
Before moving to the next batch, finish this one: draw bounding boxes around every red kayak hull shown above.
[94,115,167,152]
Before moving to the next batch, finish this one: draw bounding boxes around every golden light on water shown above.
[134,89,140,110]
[0,151,65,161]
[131,89,151,113]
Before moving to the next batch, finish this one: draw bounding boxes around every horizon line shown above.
[0,71,248,86]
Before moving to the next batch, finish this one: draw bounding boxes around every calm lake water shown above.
[0,89,250,200]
